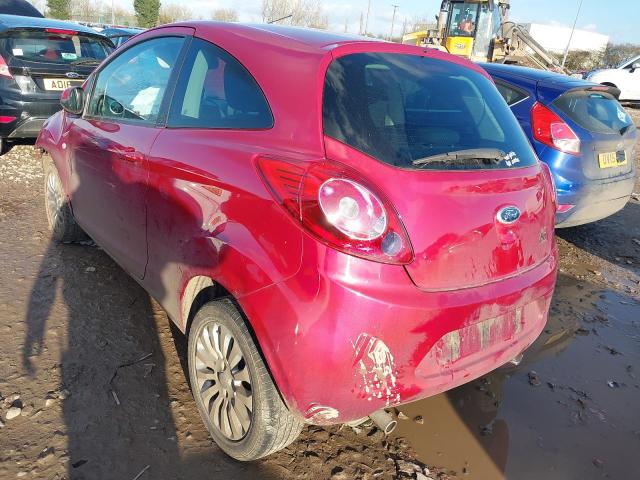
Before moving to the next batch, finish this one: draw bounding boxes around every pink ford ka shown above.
[37,22,558,460]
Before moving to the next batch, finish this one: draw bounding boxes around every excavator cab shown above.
[401,0,565,73]
[444,2,479,57]
[444,0,503,61]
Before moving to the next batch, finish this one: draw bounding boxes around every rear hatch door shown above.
[537,81,636,181]
[323,51,556,291]
[400,166,554,291]
[0,27,113,97]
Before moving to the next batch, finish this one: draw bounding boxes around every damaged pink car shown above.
[37,22,558,460]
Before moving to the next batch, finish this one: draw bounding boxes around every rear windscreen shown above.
[0,30,113,65]
[553,90,635,135]
[323,53,538,170]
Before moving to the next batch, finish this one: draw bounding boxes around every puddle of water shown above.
[392,274,640,479]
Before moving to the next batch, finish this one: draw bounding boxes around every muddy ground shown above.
[0,109,639,480]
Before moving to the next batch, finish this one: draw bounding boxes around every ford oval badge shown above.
[66,72,80,79]
[497,206,521,225]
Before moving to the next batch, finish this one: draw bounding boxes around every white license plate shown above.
[43,78,82,91]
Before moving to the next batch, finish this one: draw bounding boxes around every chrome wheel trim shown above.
[45,171,64,228]
[195,322,253,441]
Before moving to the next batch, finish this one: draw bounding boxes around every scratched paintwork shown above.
[352,333,401,406]
[303,404,340,424]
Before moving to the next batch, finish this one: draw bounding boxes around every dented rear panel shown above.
[238,234,557,423]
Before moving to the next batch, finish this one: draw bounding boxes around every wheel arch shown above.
[181,275,227,333]
[180,275,297,415]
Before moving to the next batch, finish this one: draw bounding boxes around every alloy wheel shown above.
[45,171,64,229]
[194,322,253,441]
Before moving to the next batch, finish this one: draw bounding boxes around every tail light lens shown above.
[256,157,414,265]
[0,54,12,78]
[539,161,558,211]
[317,179,386,240]
[531,102,580,155]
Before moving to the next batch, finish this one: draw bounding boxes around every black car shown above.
[0,0,43,17]
[100,27,143,48]
[0,14,113,153]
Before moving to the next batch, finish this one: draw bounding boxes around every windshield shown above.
[0,30,113,64]
[448,2,479,38]
[323,53,538,170]
[617,55,640,69]
[553,90,635,135]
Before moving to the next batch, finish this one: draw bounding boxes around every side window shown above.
[86,36,184,124]
[495,81,528,106]
[168,38,273,129]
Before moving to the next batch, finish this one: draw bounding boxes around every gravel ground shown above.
[0,108,638,480]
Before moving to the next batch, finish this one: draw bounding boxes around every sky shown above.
[112,0,638,44]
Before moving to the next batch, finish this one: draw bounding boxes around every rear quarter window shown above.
[167,38,272,129]
[553,90,635,135]
[323,53,538,170]
[495,81,529,106]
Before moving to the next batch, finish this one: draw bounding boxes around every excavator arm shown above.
[498,21,568,73]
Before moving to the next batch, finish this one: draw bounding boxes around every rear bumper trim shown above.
[556,172,636,227]
[7,117,48,138]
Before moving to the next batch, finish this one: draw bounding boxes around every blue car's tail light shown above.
[531,102,581,155]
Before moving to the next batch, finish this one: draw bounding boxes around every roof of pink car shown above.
[166,21,489,78]
[174,21,386,51]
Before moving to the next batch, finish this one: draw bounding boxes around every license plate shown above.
[43,78,83,91]
[598,151,627,169]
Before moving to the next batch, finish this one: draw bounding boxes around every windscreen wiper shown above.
[411,148,506,167]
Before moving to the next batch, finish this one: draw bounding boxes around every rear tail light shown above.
[256,157,414,264]
[531,102,580,155]
[0,116,16,123]
[0,54,12,79]
[539,162,558,211]
[318,178,386,240]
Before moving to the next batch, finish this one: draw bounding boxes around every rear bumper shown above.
[238,237,557,424]
[0,96,61,139]
[555,170,636,227]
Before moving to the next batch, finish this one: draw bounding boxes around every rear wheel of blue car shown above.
[43,156,86,243]
[187,299,303,460]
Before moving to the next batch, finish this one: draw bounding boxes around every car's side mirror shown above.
[60,87,85,115]
[107,98,124,116]
[630,62,640,72]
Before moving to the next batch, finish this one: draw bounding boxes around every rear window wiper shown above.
[411,148,506,167]
[620,124,634,136]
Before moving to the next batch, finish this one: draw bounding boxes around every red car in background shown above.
[36,22,558,460]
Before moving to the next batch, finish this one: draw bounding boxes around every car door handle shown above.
[121,146,145,164]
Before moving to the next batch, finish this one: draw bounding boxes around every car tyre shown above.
[43,156,86,243]
[188,299,303,460]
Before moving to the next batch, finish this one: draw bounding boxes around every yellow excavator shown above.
[402,0,566,72]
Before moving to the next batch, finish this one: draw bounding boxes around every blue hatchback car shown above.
[482,63,637,227]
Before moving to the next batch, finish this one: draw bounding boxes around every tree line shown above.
[39,0,240,27]
[557,43,640,73]
[37,0,330,29]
